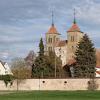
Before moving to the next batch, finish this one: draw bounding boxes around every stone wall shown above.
[0,79,100,91]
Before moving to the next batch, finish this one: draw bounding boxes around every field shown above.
[0,91,100,100]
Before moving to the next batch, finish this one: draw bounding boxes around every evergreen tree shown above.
[74,34,96,78]
[32,38,65,78]
[47,51,64,78]
[32,51,64,78]
[39,38,44,56]
[32,38,47,78]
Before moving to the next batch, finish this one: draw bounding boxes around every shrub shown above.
[0,75,15,87]
[87,78,98,91]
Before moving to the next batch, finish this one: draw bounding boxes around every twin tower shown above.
[45,12,83,66]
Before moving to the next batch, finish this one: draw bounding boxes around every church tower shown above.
[45,12,60,52]
[67,9,83,60]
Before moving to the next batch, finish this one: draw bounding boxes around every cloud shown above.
[75,0,100,24]
[0,0,100,62]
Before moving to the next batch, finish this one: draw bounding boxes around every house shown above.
[96,67,100,77]
[0,61,13,75]
[96,49,100,77]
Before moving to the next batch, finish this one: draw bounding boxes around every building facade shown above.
[45,23,60,52]
[67,20,84,61]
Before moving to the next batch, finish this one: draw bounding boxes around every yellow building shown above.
[67,18,84,61]
[45,12,60,53]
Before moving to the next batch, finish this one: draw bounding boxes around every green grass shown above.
[0,91,100,100]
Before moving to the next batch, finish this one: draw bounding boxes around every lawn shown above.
[0,91,100,100]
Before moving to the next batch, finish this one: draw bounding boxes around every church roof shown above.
[67,59,76,66]
[96,49,100,67]
[96,71,100,75]
[47,24,59,34]
[67,23,81,32]
[0,60,5,66]
[56,40,67,47]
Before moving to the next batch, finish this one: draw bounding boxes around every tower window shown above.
[48,38,50,43]
[50,38,52,43]
[48,47,52,51]
[72,46,74,50]
[48,38,52,43]
[53,36,56,43]
[71,36,74,42]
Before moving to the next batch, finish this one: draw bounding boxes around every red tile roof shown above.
[55,40,67,47]
[67,23,81,32]
[96,71,100,75]
[47,25,59,34]
[96,66,100,68]
[96,49,100,67]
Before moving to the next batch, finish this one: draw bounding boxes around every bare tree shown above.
[11,58,31,79]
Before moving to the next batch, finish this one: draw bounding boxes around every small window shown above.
[64,81,67,83]
[50,38,52,43]
[72,46,74,50]
[88,81,90,84]
[5,71,8,74]
[59,55,61,58]
[71,36,74,42]
[48,38,50,43]
[42,81,45,83]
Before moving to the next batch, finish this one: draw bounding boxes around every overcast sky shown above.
[0,0,100,62]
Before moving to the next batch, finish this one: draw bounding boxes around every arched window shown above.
[53,36,56,43]
[48,38,52,43]
[50,38,52,43]
[48,47,52,51]
[48,38,50,43]
[72,46,74,50]
[71,36,74,42]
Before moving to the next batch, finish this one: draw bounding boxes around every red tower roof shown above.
[67,23,81,32]
[47,25,59,34]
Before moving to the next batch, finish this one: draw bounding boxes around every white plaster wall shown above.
[0,79,100,91]
[0,62,6,75]
[55,46,67,66]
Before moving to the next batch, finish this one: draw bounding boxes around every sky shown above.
[0,0,100,62]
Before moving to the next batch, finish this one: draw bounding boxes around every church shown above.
[45,12,84,66]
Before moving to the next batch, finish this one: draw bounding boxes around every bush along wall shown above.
[0,75,14,87]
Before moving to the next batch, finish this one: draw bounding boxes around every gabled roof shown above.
[47,24,59,34]
[55,40,67,47]
[0,61,6,69]
[96,71,100,75]
[0,60,5,66]
[67,23,81,32]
